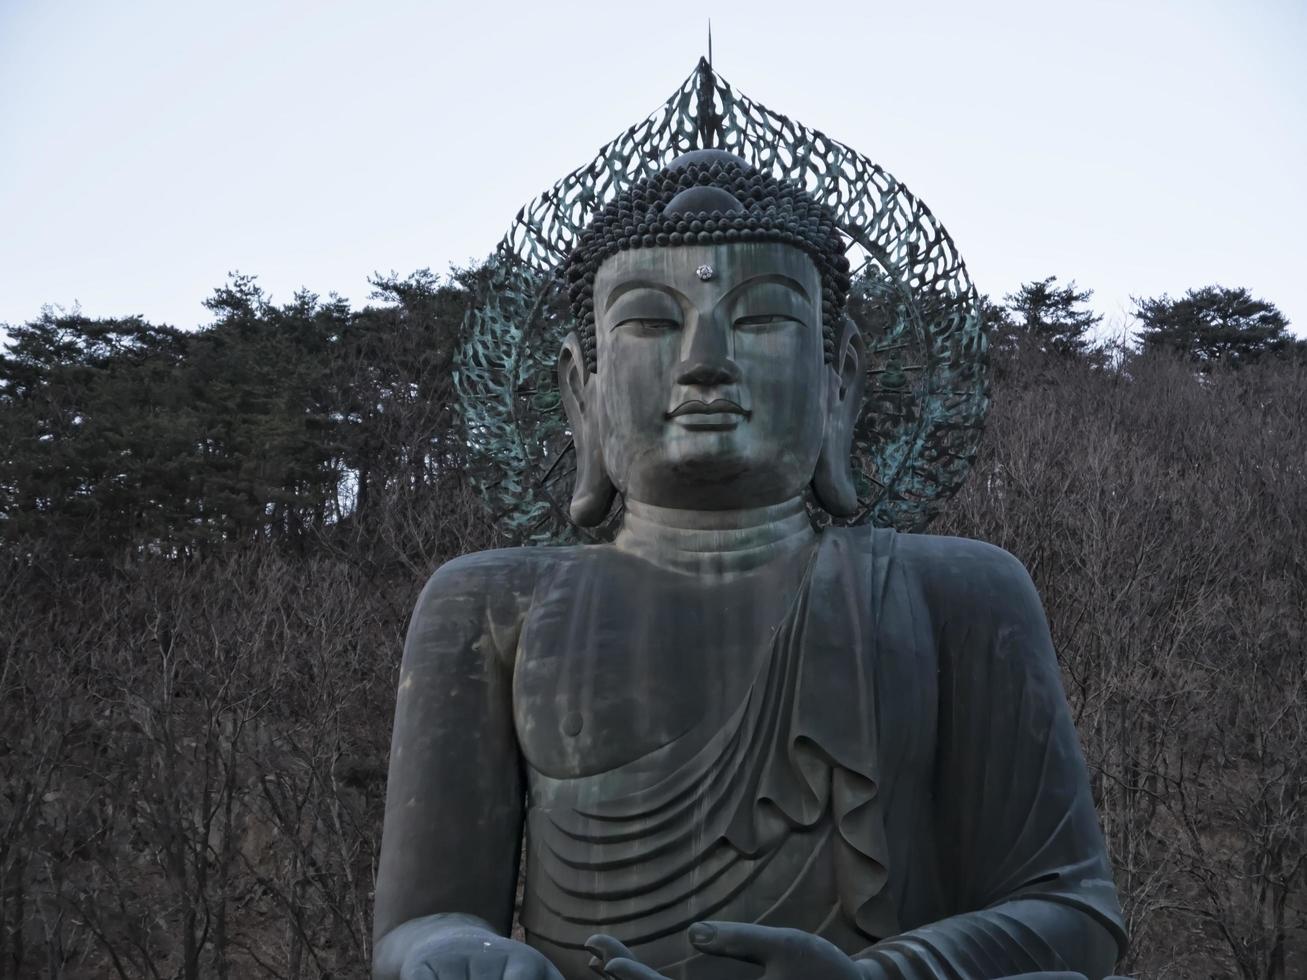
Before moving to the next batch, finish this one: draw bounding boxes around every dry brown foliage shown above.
[2,349,1303,979]
[938,349,1307,979]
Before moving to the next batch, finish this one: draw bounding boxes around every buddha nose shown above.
[676,309,739,387]
[676,358,739,387]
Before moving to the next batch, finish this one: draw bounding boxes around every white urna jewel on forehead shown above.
[696,264,715,281]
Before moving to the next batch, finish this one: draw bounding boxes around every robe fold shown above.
[513,526,1126,979]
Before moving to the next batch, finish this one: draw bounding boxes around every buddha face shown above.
[587,241,828,511]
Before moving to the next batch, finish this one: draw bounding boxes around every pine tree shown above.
[0,310,195,556]
[1002,277,1102,359]
[1133,285,1290,369]
[976,293,1017,353]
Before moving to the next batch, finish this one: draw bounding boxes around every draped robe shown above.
[378,526,1127,980]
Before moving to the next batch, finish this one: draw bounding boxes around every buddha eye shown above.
[613,317,680,333]
[734,313,799,331]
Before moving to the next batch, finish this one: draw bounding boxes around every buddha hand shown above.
[400,926,565,980]
[588,923,869,980]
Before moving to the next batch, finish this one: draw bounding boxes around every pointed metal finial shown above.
[696,28,720,149]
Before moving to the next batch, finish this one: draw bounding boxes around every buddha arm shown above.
[857,541,1127,980]
[854,902,1118,980]
[373,555,527,977]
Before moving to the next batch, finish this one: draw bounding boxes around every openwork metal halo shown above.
[455,60,988,543]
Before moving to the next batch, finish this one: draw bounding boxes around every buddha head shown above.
[558,149,865,524]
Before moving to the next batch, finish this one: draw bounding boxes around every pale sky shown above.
[2,0,1305,338]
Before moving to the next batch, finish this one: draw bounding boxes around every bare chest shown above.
[511,560,794,781]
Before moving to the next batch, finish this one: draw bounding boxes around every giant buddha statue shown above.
[372,121,1126,980]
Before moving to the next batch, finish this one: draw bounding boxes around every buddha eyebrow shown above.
[722,273,811,304]
[603,281,683,312]
[604,272,810,312]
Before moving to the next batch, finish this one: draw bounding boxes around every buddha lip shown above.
[666,399,750,419]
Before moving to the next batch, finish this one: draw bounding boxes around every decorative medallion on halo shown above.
[455,59,989,543]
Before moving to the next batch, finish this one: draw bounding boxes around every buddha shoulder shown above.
[884,531,1046,629]
[405,545,586,666]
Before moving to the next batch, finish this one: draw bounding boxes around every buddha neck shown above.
[614,496,815,577]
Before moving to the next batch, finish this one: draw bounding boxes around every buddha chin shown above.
[665,427,754,493]
[660,421,821,508]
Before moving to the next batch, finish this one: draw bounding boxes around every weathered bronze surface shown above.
[374,85,1124,980]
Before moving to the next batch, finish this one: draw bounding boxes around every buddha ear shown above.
[558,332,617,527]
[811,317,867,517]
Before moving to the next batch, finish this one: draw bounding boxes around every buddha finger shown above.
[688,922,810,965]
[502,953,563,980]
[399,960,440,980]
[601,957,672,980]
[584,934,637,969]
[467,953,508,980]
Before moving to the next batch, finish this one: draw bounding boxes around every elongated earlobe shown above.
[558,333,617,527]
[811,318,867,516]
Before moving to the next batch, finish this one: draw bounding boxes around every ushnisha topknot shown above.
[563,149,852,369]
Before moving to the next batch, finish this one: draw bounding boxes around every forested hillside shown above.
[1,272,1303,980]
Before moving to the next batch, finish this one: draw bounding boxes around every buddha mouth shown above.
[666,399,751,420]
